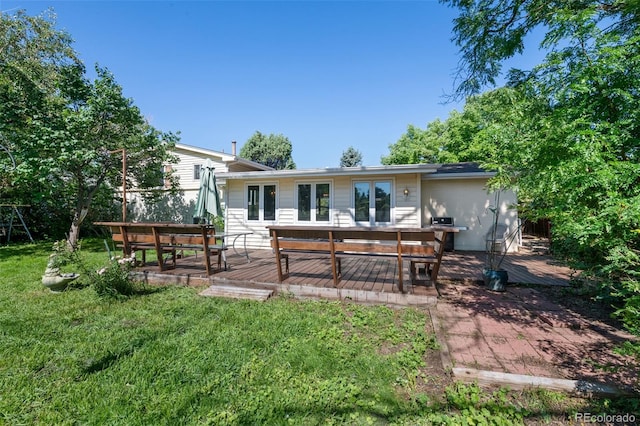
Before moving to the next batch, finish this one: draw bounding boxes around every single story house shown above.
[216,162,519,252]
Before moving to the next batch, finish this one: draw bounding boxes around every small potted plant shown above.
[483,191,519,292]
[484,240,509,292]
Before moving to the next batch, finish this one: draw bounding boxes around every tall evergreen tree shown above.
[340,146,363,167]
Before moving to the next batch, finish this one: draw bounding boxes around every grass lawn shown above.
[0,239,633,425]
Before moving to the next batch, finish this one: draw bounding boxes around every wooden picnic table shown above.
[267,225,466,293]
[94,222,225,275]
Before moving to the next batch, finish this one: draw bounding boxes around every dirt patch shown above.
[418,309,454,402]
[413,347,454,404]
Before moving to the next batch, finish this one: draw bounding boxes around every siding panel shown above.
[422,179,518,252]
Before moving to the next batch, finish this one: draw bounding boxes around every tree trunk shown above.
[67,206,89,250]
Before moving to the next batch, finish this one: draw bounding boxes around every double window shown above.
[247,184,277,221]
[354,180,392,225]
[297,182,331,223]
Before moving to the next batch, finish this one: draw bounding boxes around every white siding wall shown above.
[225,174,518,251]
[332,176,352,227]
[223,179,273,248]
[128,147,230,223]
[277,179,296,224]
[394,174,421,227]
[422,179,518,252]
[225,178,299,248]
[331,174,421,227]
[225,173,425,249]
[172,149,228,205]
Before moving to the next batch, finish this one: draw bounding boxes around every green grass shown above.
[0,239,635,425]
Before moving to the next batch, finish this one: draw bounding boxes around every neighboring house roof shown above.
[174,143,274,172]
[217,162,494,181]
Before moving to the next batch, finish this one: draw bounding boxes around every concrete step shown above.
[199,285,274,301]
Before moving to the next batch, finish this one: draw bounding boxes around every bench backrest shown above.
[102,223,218,248]
[269,227,443,258]
[269,227,332,252]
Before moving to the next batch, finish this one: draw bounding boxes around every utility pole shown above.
[110,148,127,221]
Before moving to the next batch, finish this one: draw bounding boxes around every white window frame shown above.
[294,180,333,224]
[193,164,202,180]
[352,179,394,226]
[245,182,278,223]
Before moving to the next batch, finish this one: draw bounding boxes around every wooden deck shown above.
[131,237,575,306]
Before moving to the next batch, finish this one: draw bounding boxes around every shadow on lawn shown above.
[80,332,162,375]
[0,240,47,260]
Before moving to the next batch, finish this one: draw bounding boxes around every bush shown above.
[67,243,141,298]
[550,209,640,346]
[89,254,138,298]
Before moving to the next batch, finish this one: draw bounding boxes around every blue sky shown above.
[3,1,539,168]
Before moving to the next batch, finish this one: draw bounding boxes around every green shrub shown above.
[551,209,640,345]
[68,242,141,298]
[89,254,138,298]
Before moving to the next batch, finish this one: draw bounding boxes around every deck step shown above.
[199,285,274,301]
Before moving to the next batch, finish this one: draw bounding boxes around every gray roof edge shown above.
[423,162,496,179]
[175,143,232,159]
[217,163,442,179]
[228,157,275,171]
[422,171,496,180]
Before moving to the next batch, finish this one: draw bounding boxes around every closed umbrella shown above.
[193,159,222,224]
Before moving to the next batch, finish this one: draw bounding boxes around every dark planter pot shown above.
[483,268,508,292]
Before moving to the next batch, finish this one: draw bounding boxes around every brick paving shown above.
[435,281,639,394]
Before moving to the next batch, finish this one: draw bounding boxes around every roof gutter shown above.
[218,163,441,180]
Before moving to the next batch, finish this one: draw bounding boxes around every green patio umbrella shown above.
[193,159,222,224]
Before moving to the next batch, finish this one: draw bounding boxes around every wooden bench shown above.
[267,226,450,293]
[94,222,225,275]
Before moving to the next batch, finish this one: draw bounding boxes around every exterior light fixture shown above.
[403,188,410,198]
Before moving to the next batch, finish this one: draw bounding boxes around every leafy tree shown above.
[382,123,449,165]
[442,0,640,100]
[1,10,178,247]
[383,87,540,176]
[0,9,78,120]
[339,146,363,167]
[451,87,547,188]
[442,0,640,341]
[1,9,79,239]
[54,66,179,247]
[239,131,296,169]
